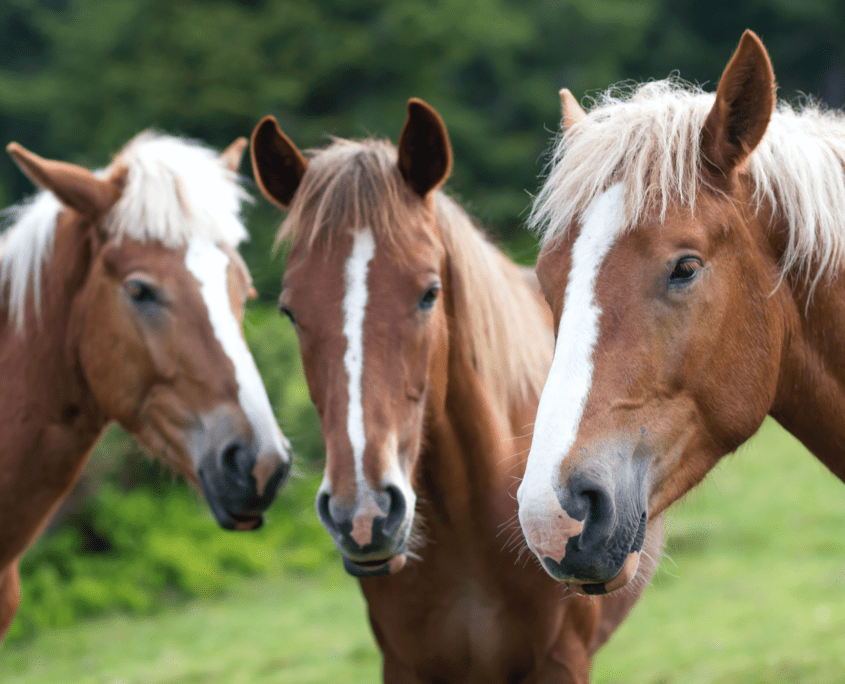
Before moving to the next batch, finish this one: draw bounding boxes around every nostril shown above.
[565,474,616,551]
[220,442,239,474]
[221,442,241,476]
[383,485,407,537]
[584,489,601,520]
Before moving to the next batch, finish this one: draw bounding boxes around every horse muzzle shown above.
[520,465,649,594]
[198,441,290,531]
[316,485,413,577]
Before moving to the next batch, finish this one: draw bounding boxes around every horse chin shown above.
[199,471,264,531]
[342,553,407,578]
[229,513,264,531]
[209,500,264,532]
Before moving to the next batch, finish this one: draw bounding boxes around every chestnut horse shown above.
[0,132,290,638]
[518,29,845,595]
[251,99,658,683]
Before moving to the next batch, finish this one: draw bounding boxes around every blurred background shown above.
[2,1,845,682]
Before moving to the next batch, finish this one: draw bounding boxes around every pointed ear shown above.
[220,137,248,173]
[250,116,308,209]
[7,142,123,216]
[559,88,586,131]
[397,98,453,197]
[701,30,776,177]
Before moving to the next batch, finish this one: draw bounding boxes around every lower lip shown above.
[344,554,407,577]
[567,550,641,595]
[231,517,263,531]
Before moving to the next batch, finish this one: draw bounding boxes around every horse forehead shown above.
[283,234,355,311]
[100,238,190,278]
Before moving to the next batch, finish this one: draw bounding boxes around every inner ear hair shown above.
[250,116,308,209]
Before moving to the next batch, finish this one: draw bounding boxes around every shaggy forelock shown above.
[530,78,845,295]
[108,131,250,248]
[277,138,415,249]
[277,136,553,415]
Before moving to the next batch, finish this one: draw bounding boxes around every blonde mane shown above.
[279,137,552,414]
[530,79,845,293]
[0,131,251,330]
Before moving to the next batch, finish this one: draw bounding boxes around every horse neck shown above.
[762,208,845,480]
[418,256,534,542]
[0,215,107,565]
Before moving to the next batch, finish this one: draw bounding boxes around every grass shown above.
[0,567,381,683]
[3,418,845,682]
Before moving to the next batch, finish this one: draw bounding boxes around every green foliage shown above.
[9,474,333,643]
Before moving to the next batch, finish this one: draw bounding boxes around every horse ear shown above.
[397,98,453,197]
[6,142,122,216]
[220,137,248,173]
[250,116,308,209]
[559,89,586,131]
[701,30,776,177]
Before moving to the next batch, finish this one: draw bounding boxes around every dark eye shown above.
[125,279,161,306]
[279,305,297,326]
[418,286,440,312]
[668,257,702,287]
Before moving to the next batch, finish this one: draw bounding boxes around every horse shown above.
[0,132,291,638]
[251,98,660,683]
[517,28,845,596]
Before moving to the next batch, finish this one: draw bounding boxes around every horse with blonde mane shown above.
[0,133,290,638]
[251,99,658,683]
[518,30,845,596]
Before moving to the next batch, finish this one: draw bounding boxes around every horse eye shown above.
[668,257,702,286]
[418,286,440,312]
[279,305,297,326]
[125,279,161,306]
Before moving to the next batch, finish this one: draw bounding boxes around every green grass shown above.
[4,419,845,682]
[0,568,380,683]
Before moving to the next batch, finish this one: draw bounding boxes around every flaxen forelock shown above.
[531,78,845,294]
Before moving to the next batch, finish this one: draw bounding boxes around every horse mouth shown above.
[228,512,264,531]
[212,505,264,531]
[200,471,265,531]
[562,512,648,595]
[342,554,407,578]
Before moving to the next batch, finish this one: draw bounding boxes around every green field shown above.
[3,418,844,683]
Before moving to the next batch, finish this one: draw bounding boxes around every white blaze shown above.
[342,228,377,493]
[518,184,624,530]
[184,237,290,463]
